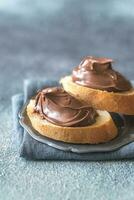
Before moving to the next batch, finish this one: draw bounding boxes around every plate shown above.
[19,101,134,153]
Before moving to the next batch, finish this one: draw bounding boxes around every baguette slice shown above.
[60,76,134,115]
[27,99,118,144]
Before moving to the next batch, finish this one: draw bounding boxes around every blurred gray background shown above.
[1,1,134,200]
[0,0,134,103]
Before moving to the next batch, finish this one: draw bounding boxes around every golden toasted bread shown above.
[60,76,134,115]
[27,99,118,144]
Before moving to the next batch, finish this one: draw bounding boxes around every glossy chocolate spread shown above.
[34,87,98,127]
[72,56,132,92]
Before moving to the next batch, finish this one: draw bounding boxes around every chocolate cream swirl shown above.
[72,56,132,92]
[34,87,98,127]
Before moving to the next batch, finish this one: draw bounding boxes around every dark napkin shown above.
[11,79,134,160]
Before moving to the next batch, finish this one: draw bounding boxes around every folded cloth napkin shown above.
[11,79,134,160]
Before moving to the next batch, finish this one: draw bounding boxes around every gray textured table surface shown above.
[0,1,134,200]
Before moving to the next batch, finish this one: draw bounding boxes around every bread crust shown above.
[60,76,134,115]
[27,100,118,144]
